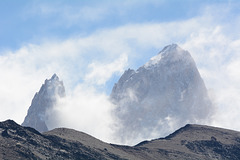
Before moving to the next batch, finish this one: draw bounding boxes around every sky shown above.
[1,0,240,144]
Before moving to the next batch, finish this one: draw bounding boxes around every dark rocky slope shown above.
[1,120,240,160]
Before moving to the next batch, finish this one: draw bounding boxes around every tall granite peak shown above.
[144,44,194,69]
[22,74,65,132]
[111,44,213,144]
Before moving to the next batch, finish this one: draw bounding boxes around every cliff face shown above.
[22,74,65,132]
[111,44,213,144]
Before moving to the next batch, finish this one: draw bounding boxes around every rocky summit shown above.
[1,120,240,160]
[22,74,65,132]
[111,44,213,144]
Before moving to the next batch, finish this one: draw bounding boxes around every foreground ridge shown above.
[1,120,240,160]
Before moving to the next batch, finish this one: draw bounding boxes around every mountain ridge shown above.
[1,119,240,159]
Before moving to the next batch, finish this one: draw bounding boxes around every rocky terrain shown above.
[1,119,240,159]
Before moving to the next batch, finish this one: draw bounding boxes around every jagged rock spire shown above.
[22,74,65,132]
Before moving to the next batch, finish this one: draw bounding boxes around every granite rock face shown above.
[111,44,213,144]
[22,74,65,132]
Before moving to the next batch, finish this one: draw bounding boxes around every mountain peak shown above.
[111,44,213,144]
[144,44,192,68]
[51,73,59,80]
[161,43,179,52]
[160,43,187,58]
[22,74,66,132]
[44,73,61,85]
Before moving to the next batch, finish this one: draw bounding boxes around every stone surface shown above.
[111,44,213,144]
[22,74,65,132]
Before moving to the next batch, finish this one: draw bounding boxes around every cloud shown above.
[0,34,129,124]
[85,54,128,85]
[46,84,116,143]
[179,7,240,131]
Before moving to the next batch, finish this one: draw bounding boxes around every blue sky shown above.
[1,0,240,143]
[0,0,230,51]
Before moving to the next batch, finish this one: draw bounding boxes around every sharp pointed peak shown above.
[161,43,179,52]
[44,74,60,84]
[143,44,192,68]
[159,43,185,55]
[50,73,59,80]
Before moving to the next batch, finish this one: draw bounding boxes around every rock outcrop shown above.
[22,74,65,132]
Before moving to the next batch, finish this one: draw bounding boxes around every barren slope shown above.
[1,120,240,160]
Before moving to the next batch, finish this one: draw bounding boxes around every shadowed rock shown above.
[1,120,240,159]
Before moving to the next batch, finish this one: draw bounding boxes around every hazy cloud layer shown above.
[46,85,116,143]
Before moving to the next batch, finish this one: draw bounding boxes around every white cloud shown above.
[0,35,130,124]
[46,84,116,143]
[179,8,240,132]
[85,54,128,85]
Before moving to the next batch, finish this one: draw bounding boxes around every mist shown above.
[45,84,117,143]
